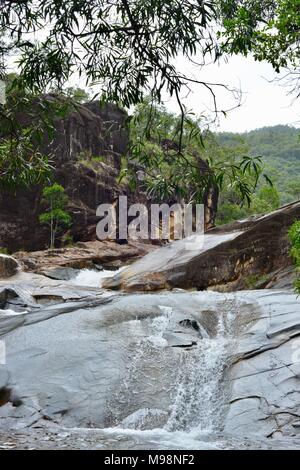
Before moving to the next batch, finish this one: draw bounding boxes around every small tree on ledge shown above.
[39,183,72,249]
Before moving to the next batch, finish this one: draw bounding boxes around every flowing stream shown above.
[2,268,300,449]
[65,270,238,448]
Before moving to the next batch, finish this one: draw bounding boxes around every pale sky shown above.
[164,55,300,133]
[6,42,300,133]
[75,54,300,133]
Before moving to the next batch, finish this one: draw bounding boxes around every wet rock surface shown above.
[103,201,300,292]
[226,290,300,439]
[0,275,300,448]
[13,239,155,273]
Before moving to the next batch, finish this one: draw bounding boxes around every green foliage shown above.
[39,183,72,249]
[288,220,300,294]
[64,87,90,103]
[244,273,270,290]
[286,178,300,201]
[216,203,248,225]
[0,0,220,110]
[0,74,77,190]
[213,126,295,224]
[0,75,53,189]
[249,187,280,215]
[79,151,105,164]
[39,208,71,226]
[61,232,74,247]
[289,221,300,258]
[217,177,280,224]
[219,1,300,73]
[0,135,51,190]
[123,100,269,208]
[0,1,296,194]
[217,126,300,206]
[1,1,298,106]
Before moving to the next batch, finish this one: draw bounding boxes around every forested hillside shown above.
[217,125,300,205]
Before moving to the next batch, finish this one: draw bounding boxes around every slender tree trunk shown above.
[50,197,54,249]
[50,216,54,249]
[52,218,59,248]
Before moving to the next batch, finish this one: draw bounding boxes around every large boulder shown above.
[103,201,300,292]
[0,255,18,278]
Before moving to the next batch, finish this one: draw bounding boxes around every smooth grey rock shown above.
[0,290,233,429]
[1,278,300,446]
[39,267,80,281]
[225,290,300,438]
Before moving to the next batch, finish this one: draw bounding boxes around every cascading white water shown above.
[166,300,237,433]
[166,309,234,432]
[108,299,237,434]
[107,306,177,429]
[71,267,124,288]
[66,269,238,443]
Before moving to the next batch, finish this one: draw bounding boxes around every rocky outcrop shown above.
[13,239,156,272]
[0,255,18,278]
[0,99,138,252]
[12,96,129,171]
[225,290,300,438]
[103,201,300,292]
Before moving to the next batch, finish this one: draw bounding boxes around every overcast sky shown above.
[6,42,300,134]
[73,53,299,134]
[163,55,300,134]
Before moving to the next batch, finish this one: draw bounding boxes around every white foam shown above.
[70,268,123,288]
[0,308,28,316]
[120,408,168,430]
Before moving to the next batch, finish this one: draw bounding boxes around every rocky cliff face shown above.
[0,95,220,252]
[0,99,139,252]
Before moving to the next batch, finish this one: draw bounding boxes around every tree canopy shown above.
[220,1,300,70]
[125,99,270,209]
[0,0,222,109]
[0,1,298,198]
[288,220,300,294]
[1,1,299,103]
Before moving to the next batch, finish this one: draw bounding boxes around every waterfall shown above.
[165,299,236,433]
[108,298,237,434]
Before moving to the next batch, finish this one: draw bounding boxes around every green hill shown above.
[217,125,300,205]
[216,125,300,224]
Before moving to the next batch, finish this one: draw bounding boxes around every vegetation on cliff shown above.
[0,1,299,247]
[0,74,80,190]
[289,220,300,294]
[122,99,271,224]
